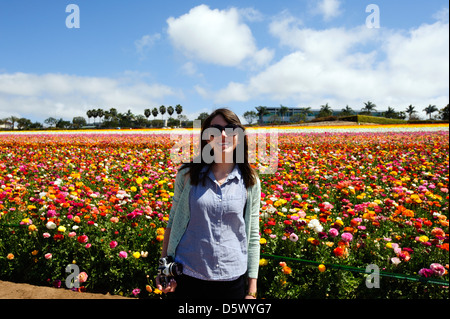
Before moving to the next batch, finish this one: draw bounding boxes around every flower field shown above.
[0,124,448,298]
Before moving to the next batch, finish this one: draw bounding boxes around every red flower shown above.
[333,247,345,257]
[77,235,88,244]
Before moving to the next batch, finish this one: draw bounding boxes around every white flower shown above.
[46,221,57,230]
[308,219,323,233]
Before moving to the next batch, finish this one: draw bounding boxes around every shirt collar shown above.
[202,164,241,184]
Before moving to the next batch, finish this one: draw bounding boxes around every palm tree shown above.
[318,103,333,118]
[439,104,449,121]
[167,105,174,118]
[279,105,289,123]
[255,106,269,125]
[159,105,166,124]
[152,108,159,127]
[86,110,93,124]
[340,105,354,116]
[405,105,417,120]
[383,106,397,119]
[96,108,104,125]
[361,101,377,115]
[423,104,438,119]
[175,104,183,127]
[144,108,151,119]
[91,109,98,125]
[8,116,20,129]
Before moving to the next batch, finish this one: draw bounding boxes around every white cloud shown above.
[0,72,178,121]
[134,33,161,59]
[213,16,449,117]
[166,4,272,67]
[314,0,342,21]
[433,7,449,23]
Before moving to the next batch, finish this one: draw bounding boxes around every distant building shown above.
[260,107,387,124]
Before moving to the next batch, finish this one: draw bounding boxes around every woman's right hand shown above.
[155,275,177,293]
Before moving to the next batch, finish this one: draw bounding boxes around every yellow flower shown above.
[130,186,137,192]
[132,251,141,259]
[28,224,37,232]
[57,225,66,232]
[260,238,267,245]
[259,258,268,266]
[154,288,162,295]
[156,227,165,236]
[335,219,344,227]
[136,177,144,185]
[318,264,326,272]
[418,235,429,242]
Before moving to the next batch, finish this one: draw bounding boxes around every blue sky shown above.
[0,0,448,123]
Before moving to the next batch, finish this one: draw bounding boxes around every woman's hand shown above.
[155,275,177,293]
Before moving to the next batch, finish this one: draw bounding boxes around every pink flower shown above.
[418,268,433,278]
[85,243,91,249]
[391,257,401,265]
[68,232,76,238]
[110,217,119,223]
[45,253,52,260]
[43,232,51,238]
[328,228,339,238]
[109,240,118,249]
[430,263,446,277]
[78,272,88,283]
[119,251,128,258]
[132,288,140,296]
[289,233,299,242]
[341,232,353,242]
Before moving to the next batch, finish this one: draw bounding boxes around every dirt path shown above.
[0,280,130,299]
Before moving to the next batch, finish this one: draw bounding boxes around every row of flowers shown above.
[0,126,448,298]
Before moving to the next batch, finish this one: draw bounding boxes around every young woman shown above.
[156,108,261,299]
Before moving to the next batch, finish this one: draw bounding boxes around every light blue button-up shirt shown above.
[174,164,248,281]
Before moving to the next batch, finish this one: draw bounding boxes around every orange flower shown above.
[282,266,292,275]
[318,264,326,272]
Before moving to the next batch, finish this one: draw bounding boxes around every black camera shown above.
[157,256,183,287]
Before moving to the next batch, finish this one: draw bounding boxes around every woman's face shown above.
[207,115,239,161]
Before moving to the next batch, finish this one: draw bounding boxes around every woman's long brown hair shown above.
[180,108,257,188]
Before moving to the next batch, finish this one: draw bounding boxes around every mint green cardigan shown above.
[166,167,261,279]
